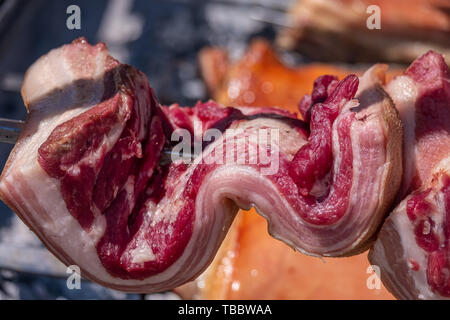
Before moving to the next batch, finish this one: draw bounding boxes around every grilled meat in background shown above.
[278,0,450,64]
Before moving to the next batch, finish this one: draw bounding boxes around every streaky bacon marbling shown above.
[0,38,402,292]
[370,51,450,300]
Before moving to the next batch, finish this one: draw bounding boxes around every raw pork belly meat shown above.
[370,52,450,300]
[0,39,402,292]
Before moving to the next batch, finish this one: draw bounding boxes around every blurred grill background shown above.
[0,0,293,300]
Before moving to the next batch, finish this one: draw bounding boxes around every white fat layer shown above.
[345,113,386,248]
[434,158,450,177]
[23,43,108,110]
[386,76,418,196]
[1,167,109,280]
[130,241,156,264]
[356,64,387,96]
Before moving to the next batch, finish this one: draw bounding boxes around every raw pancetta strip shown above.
[369,51,450,300]
[0,39,402,292]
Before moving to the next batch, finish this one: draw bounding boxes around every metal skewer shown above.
[0,118,24,144]
[0,117,195,164]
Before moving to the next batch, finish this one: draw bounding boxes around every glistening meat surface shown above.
[370,52,450,300]
[0,39,402,292]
